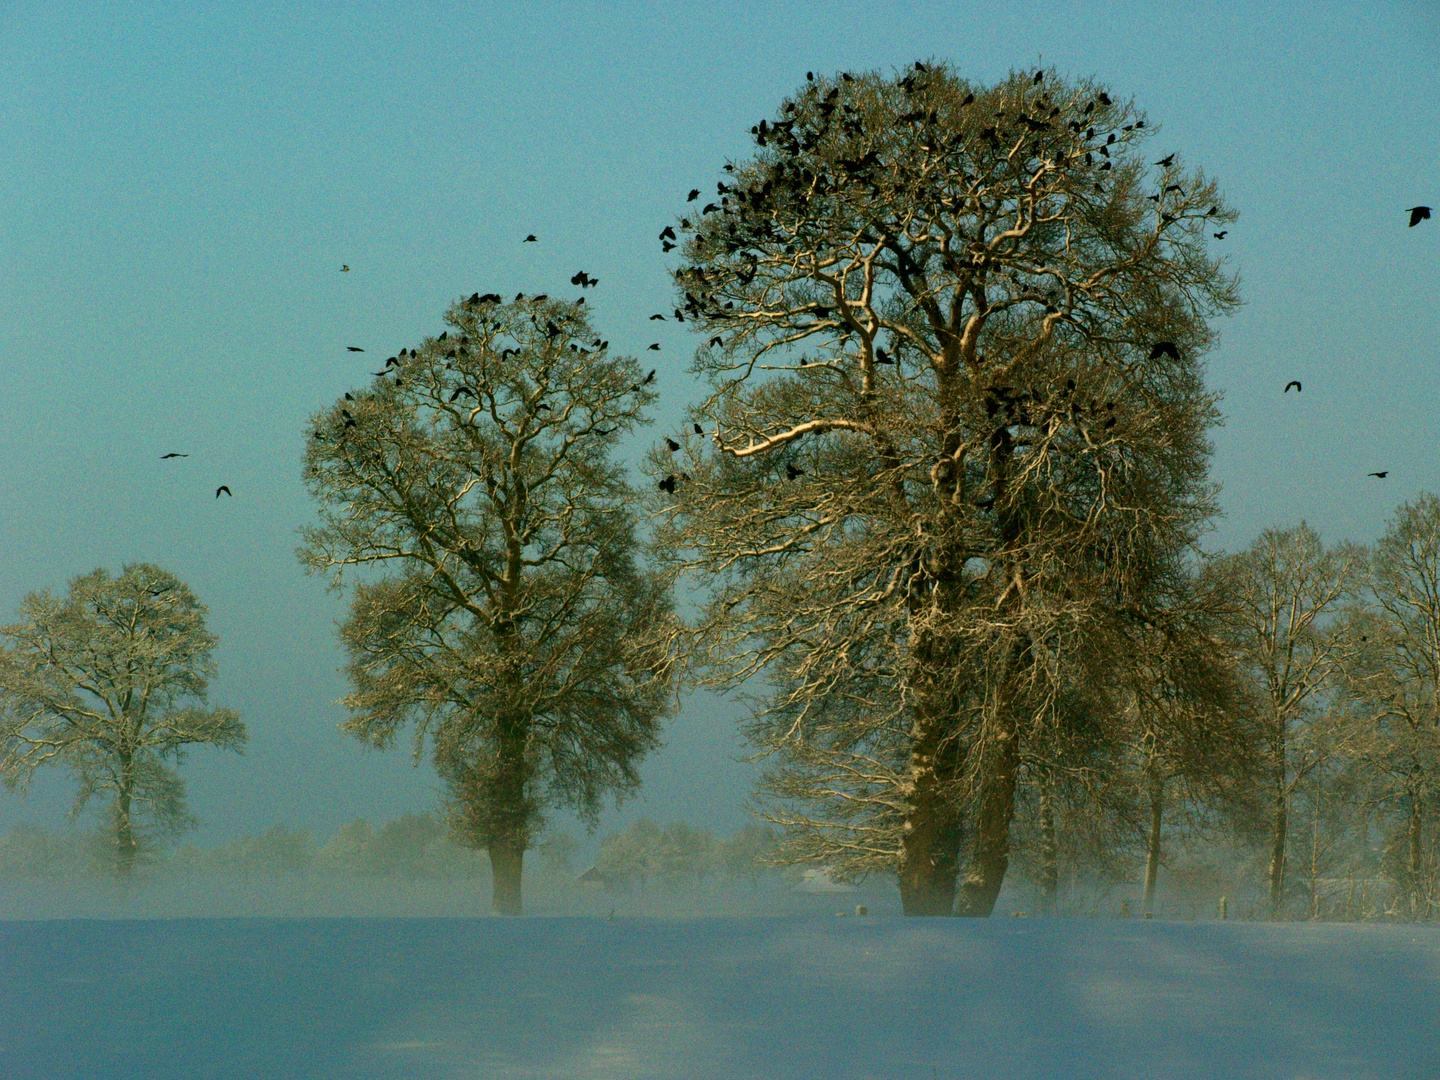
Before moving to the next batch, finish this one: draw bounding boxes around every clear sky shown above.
[0,1,1436,849]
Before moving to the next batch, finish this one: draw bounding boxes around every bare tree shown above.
[1220,524,1363,916]
[655,62,1238,915]
[300,294,676,915]
[1348,493,1440,913]
[0,564,245,877]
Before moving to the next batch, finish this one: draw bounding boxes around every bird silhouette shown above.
[215,485,232,498]
[665,437,681,451]
[1284,381,1302,393]
[1408,206,1432,227]
[1369,471,1389,479]
[658,475,677,493]
[708,336,724,348]
[875,348,895,365]
[642,370,656,384]
[159,453,189,459]
[1148,342,1180,360]
[659,226,677,241]
[346,346,365,352]
[1097,93,1112,106]
[687,189,700,202]
[1213,231,1228,239]
[650,314,666,321]
[340,265,350,272]
[694,423,704,435]
[1155,154,1175,167]
[785,463,805,480]
[524,234,537,242]
[648,343,661,350]
[570,271,598,288]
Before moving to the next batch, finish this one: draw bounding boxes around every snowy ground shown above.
[1,916,1436,1080]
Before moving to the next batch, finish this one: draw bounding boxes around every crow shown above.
[467,292,480,304]
[1408,206,1432,227]
[215,485,232,498]
[662,241,676,252]
[687,189,700,201]
[160,453,189,459]
[1284,381,1302,393]
[1033,70,1044,84]
[875,348,895,364]
[665,437,681,451]
[1214,231,1228,239]
[708,336,724,348]
[1155,154,1175,167]
[658,475,677,493]
[960,91,974,106]
[570,271,597,288]
[785,463,805,480]
[346,346,365,352]
[650,314,666,321]
[344,392,354,401]
[524,234,537,242]
[340,265,350,272]
[648,343,661,350]
[372,370,389,376]
[1097,92,1112,106]
[660,225,677,241]
[1148,341,1180,360]
[694,423,704,434]
[642,369,656,384]
[1369,471,1389,479]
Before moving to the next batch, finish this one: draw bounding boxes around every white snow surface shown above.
[1,916,1436,1079]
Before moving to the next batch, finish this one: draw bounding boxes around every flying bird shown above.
[1369,471,1389,479]
[785,463,805,480]
[1213,231,1228,239]
[650,314,666,321]
[524,234,537,242]
[1408,206,1432,227]
[1284,381,1302,393]
[648,343,661,350]
[1148,341,1180,361]
[340,265,350,272]
[708,336,724,348]
[642,369,656,384]
[1155,154,1175,167]
[659,226,677,241]
[875,348,895,365]
[159,453,189,459]
[687,189,700,201]
[215,485,232,498]
[346,346,365,352]
[665,437,681,451]
[570,271,598,288]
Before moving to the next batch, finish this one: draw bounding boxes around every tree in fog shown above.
[1220,524,1362,916]
[0,564,245,877]
[654,62,1238,914]
[301,295,677,915]
[1348,494,1440,913]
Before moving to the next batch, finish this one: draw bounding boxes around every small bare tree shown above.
[0,564,245,877]
[655,62,1238,915]
[1219,523,1363,916]
[300,294,676,915]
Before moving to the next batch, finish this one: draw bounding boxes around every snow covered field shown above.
[1,915,1436,1080]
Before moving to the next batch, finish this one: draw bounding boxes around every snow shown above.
[1,916,1436,1079]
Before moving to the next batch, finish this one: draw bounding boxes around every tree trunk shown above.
[1268,754,1287,918]
[1409,793,1423,900]
[489,837,525,916]
[1143,772,1163,917]
[1036,778,1058,916]
[115,758,138,880]
[956,714,1020,917]
[897,720,964,916]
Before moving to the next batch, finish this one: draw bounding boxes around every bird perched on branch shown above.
[658,475,677,493]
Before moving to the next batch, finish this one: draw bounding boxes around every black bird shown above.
[1369,471,1389,479]
[658,475,677,493]
[875,348,895,365]
[1097,92,1112,105]
[702,203,718,214]
[215,485,232,498]
[660,225,677,241]
[346,346,365,352]
[571,271,598,288]
[340,264,350,272]
[1205,205,1218,216]
[650,314,666,321]
[159,453,189,459]
[687,189,700,201]
[1408,206,1432,227]
[1033,70,1044,84]
[662,241,676,252]
[1155,154,1175,167]
[642,369,656,384]
[960,92,974,106]
[532,295,547,303]
[594,428,613,436]
[546,320,560,336]
[1214,231,1228,239]
[665,437,681,451]
[648,343,661,350]
[1284,381,1302,393]
[524,234,537,242]
[372,370,389,376]
[694,423,704,434]
[785,463,805,480]
[1148,341,1180,360]
[449,387,474,402]
[708,336,724,348]
[468,292,480,304]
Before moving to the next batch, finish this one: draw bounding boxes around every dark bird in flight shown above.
[1155,154,1176,167]
[340,265,350,272]
[687,189,700,201]
[708,336,724,348]
[1369,471,1389,479]
[642,369,656,384]
[650,314,666,321]
[159,453,189,459]
[449,387,475,402]
[659,225,677,241]
[648,343,661,350]
[347,346,365,352]
[1408,206,1432,227]
[372,370,389,376]
[215,485,232,498]
[1214,231,1228,239]
[694,423,704,434]
[524,235,537,242]
[1148,341,1180,361]
[570,271,598,288]
[1284,381,1302,393]
[665,437,681,452]
[1097,92,1112,106]
[785,463,805,480]
[658,475,677,493]
[662,241,676,252]
[594,428,613,436]
[875,348,895,365]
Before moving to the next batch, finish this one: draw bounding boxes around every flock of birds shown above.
[153,104,1433,498]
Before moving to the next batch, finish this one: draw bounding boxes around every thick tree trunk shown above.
[489,837,525,916]
[897,721,964,916]
[1143,774,1163,917]
[956,715,1020,917]
[115,760,138,880]
[1409,794,1423,902]
[1036,779,1058,916]
[1268,759,1287,918]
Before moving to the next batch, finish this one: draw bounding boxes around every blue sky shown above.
[0,1,1436,849]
